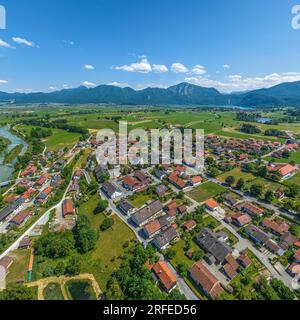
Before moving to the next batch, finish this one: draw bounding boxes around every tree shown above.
[165,249,176,260]
[0,284,36,300]
[66,256,81,276]
[74,215,97,254]
[94,199,109,214]
[289,184,300,198]
[106,277,124,300]
[54,261,66,276]
[264,190,275,203]
[225,176,235,187]
[34,231,75,259]
[192,249,205,261]
[282,150,290,159]
[100,217,115,231]
[250,184,263,197]
[236,178,245,190]
[168,289,186,300]
[257,166,268,178]
[270,278,295,300]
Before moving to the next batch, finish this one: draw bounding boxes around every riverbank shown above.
[0,137,11,153]
[4,144,23,164]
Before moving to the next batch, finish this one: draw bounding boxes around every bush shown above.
[100,218,115,231]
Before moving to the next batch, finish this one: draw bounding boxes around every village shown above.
[1,126,299,301]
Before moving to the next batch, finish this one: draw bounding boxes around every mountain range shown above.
[1,81,300,108]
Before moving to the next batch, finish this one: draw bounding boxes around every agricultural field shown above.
[187,181,226,203]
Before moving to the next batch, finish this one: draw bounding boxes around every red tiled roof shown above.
[204,198,219,210]
[182,220,196,231]
[294,249,300,261]
[144,220,161,236]
[262,218,289,235]
[189,262,223,299]
[62,199,75,216]
[153,261,177,292]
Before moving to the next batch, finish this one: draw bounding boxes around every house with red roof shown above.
[267,163,298,181]
[204,198,220,211]
[152,261,177,293]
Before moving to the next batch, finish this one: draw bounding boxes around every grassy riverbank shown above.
[4,144,23,164]
[0,137,11,153]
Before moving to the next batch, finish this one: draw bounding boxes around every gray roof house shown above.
[131,200,163,227]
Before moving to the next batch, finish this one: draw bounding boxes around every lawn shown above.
[218,168,283,192]
[128,193,155,208]
[78,194,137,289]
[6,249,31,284]
[43,282,65,300]
[266,151,300,165]
[283,171,300,186]
[187,181,226,203]
[17,124,81,152]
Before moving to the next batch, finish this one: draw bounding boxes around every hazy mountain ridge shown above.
[1,81,300,107]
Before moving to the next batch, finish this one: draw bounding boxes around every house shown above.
[265,239,285,256]
[223,193,238,207]
[143,216,170,239]
[262,218,290,236]
[237,202,264,217]
[62,199,75,218]
[182,220,197,232]
[287,262,300,277]
[231,213,252,227]
[294,250,300,263]
[134,171,152,185]
[94,165,110,181]
[204,198,219,211]
[153,226,179,250]
[131,200,163,227]
[34,173,49,188]
[0,256,14,274]
[189,262,224,300]
[18,237,32,250]
[196,228,231,264]
[0,205,18,224]
[237,254,252,269]
[9,210,33,227]
[154,170,166,181]
[189,176,203,187]
[155,184,168,197]
[152,261,177,293]
[123,176,142,192]
[168,172,187,190]
[118,198,136,216]
[101,181,123,199]
[222,254,239,280]
[36,186,53,203]
[280,232,297,248]
[267,163,298,180]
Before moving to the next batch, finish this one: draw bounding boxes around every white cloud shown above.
[82,81,96,88]
[185,72,300,93]
[108,81,130,88]
[48,86,59,91]
[12,37,37,47]
[0,79,8,84]
[192,65,207,75]
[0,39,14,48]
[115,58,152,73]
[152,64,168,73]
[15,88,33,93]
[84,64,95,70]
[171,63,189,73]
[223,64,230,69]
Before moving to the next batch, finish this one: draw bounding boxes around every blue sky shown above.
[0,0,300,93]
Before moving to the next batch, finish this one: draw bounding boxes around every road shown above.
[207,208,295,289]
[99,187,200,300]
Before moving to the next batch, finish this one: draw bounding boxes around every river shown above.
[0,126,28,183]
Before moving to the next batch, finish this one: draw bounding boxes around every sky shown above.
[0,0,300,93]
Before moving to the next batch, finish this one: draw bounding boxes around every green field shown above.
[266,151,300,165]
[187,181,226,203]
[4,144,23,164]
[43,282,65,300]
[6,249,31,284]
[17,124,81,152]
[78,194,137,289]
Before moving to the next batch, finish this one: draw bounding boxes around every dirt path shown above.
[26,273,102,300]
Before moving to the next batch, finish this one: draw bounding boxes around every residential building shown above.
[131,200,163,227]
[204,199,220,212]
[118,198,136,216]
[152,261,177,293]
[62,199,75,218]
[101,181,123,199]
[189,262,224,300]
[153,226,179,250]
